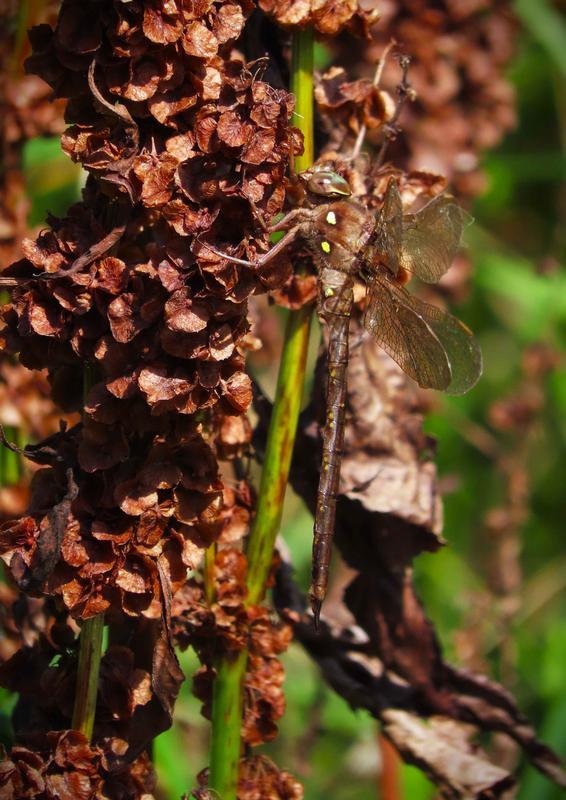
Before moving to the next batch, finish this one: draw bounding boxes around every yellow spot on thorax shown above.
[321,240,331,253]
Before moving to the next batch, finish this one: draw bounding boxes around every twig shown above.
[351,40,396,160]
[375,54,415,169]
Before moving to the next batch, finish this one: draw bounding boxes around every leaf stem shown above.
[207,27,314,799]
[71,364,104,741]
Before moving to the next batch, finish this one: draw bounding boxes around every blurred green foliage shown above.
[1,11,564,800]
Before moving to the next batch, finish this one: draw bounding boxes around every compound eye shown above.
[307,171,351,197]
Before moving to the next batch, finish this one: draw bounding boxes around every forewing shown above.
[400,196,467,283]
[374,180,403,277]
[363,277,482,394]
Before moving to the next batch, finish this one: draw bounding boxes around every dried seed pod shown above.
[258,0,379,37]
[0,730,156,799]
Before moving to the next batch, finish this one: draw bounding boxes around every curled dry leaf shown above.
[273,558,566,798]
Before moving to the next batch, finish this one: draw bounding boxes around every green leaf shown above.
[472,248,566,340]
[515,0,566,76]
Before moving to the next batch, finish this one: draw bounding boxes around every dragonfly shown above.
[200,166,482,625]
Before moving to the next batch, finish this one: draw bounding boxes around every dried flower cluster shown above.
[0,0,301,616]
[0,730,156,799]
[0,0,300,793]
[258,0,379,36]
[194,754,303,799]
[173,546,293,747]
[0,588,160,793]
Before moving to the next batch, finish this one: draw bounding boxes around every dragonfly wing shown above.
[364,277,482,394]
[400,196,468,283]
[415,292,483,395]
[363,276,452,390]
[374,180,403,276]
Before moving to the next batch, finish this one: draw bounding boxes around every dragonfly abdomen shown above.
[310,278,353,625]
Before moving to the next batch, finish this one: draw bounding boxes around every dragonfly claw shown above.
[310,596,322,631]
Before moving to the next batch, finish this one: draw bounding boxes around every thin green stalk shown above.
[71,614,105,738]
[2,425,22,485]
[291,26,314,172]
[0,290,22,486]
[204,542,217,605]
[207,27,315,799]
[72,365,104,740]
[208,649,248,794]
[245,305,312,603]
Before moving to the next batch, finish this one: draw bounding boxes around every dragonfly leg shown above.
[374,54,414,169]
[267,208,307,233]
[247,196,271,233]
[197,224,302,268]
[246,200,308,235]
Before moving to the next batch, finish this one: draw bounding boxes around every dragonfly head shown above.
[303,168,352,200]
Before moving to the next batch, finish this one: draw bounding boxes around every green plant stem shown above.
[72,364,104,741]
[2,425,22,485]
[291,26,314,172]
[0,291,22,485]
[207,27,314,799]
[71,614,105,738]
[208,650,248,794]
[204,542,217,605]
[245,306,313,603]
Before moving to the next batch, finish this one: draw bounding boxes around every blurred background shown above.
[1,1,565,798]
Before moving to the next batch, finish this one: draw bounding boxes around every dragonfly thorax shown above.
[302,200,375,276]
